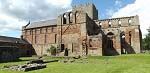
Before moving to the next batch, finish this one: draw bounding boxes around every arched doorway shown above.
[103,32,119,56]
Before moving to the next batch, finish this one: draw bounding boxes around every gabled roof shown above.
[25,19,57,29]
[0,36,29,44]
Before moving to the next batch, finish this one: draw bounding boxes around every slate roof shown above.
[0,36,29,44]
[26,19,57,29]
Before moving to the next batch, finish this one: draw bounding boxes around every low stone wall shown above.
[3,59,46,72]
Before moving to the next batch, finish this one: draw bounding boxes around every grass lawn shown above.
[1,54,150,73]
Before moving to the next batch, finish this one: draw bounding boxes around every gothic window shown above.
[63,14,67,24]
[108,21,111,27]
[118,20,121,26]
[128,19,132,25]
[69,12,73,23]
[121,32,125,44]
[107,32,114,49]
[129,31,132,45]
[99,22,102,28]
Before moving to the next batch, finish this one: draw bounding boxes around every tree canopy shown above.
[143,28,150,50]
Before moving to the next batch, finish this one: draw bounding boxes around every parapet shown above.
[95,15,140,27]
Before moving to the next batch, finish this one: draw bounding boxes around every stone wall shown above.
[94,15,141,55]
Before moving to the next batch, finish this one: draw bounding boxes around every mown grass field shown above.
[0,54,150,73]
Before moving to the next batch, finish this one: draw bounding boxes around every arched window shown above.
[69,12,73,23]
[63,14,67,24]
[118,20,121,26]
[99,22,102,28]
[128,19,132,25]
[107,32,114,49]
[129,31,132,45]
[108,21,111,27]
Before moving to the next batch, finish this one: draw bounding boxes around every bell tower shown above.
[72,3,98,20]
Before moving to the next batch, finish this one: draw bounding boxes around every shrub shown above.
[47,45,56,56]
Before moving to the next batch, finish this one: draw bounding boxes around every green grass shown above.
[1,54,150,73]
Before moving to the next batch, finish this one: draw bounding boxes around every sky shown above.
[0,0,149,38]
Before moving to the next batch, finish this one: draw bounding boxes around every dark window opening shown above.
[55,34,57,43]
[61,44,65,52]
[107,38,113,49]
[45,35,47,44]
[129,31,132,45]
[99,22,102,28]
[63,14,67,24]
[64,48,68,56]
[108,21,111,27]
[109,25,111,27]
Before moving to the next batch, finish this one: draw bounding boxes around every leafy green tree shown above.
[46,45,56,56]
[143,28,150,50]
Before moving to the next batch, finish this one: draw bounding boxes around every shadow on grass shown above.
[0,58,32,63]
[43,60,59,63]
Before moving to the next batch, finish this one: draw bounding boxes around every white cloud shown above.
[0,0,72,37]
[46,0,72,8]
[112,0,150,38]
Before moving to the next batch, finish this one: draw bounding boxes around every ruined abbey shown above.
[22,3,142,56]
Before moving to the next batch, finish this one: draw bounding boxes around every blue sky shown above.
[72,0,135,19]
[0,0,150,38]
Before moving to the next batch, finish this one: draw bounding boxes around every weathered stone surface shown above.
[9,64,46,72]
[3,59,46,72]
[59,56,88,63]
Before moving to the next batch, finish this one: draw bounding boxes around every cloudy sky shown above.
[0,0,149,38]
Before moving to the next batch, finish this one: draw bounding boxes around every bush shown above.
[47,45,56,56]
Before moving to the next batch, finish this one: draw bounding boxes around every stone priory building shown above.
[22,3,142,56]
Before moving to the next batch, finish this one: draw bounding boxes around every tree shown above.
[46,45,56,56]
[143,28,150,50]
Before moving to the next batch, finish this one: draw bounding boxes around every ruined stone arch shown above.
[107,32,114,35]
[103,32,118,56]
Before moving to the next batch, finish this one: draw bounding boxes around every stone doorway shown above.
[64,48,68,56]
[61,44,65,52]
[103,32,119,56]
